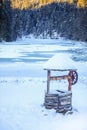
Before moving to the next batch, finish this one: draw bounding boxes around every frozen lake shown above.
[0,38,87,77]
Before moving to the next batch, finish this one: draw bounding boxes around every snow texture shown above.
[43,53,76,70]
[0,37,87,130]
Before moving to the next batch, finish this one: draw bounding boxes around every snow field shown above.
[0,38,87,130]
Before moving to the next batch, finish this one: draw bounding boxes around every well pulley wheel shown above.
[68,71,78,85]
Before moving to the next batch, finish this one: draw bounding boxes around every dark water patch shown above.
[20,52,53,58]
[0,58,48,63]
[66,48,87,62]
[20,50,68,58]
[14,58,48,63]
[0,58,16,63]
[57,40,77,47]
[32,50,68,54]
[72,55,87,62]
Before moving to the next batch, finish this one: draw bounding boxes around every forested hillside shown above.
[10,0,87,9]
[0,0,87,42]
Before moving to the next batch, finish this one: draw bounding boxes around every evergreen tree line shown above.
[0,0,87,42]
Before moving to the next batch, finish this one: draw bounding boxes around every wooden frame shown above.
[46,69,76,93]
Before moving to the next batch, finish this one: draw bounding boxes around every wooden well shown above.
[44,69,73,113]
[43,54,78,113]
[44,91,72,113]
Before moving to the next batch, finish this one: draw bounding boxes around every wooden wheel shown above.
[68,71,78,85]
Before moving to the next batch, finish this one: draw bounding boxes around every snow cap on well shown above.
[43,53,77,71]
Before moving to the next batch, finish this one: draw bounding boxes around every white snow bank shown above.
[0,62,45,77]
[0,77,87,130]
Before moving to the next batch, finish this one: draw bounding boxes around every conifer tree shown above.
[2,0,12,41]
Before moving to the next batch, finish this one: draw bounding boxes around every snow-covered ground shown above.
[0,38,87,130]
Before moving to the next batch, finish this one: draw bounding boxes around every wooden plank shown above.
[45,97,58,100]
[44,91,72,113]
[57,107,72,113]
[44,69,77,71]
[45,93,58,97]
[45,105,58,109]
[58,101,71,106]
[47,70,51,94]
[45,99,58,102]
[50,75,71,81]
[58,92,72,98]
[59,96,72,99]
[45,102,58,106]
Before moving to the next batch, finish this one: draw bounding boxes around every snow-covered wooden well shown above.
[43,53,78,113]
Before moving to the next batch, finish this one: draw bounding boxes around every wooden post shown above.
[68,71,73,91]
[47,70,51,94]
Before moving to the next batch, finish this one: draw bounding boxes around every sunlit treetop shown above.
[4,0,87,9]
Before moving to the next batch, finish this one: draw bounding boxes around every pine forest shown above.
[0,0,87,42]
